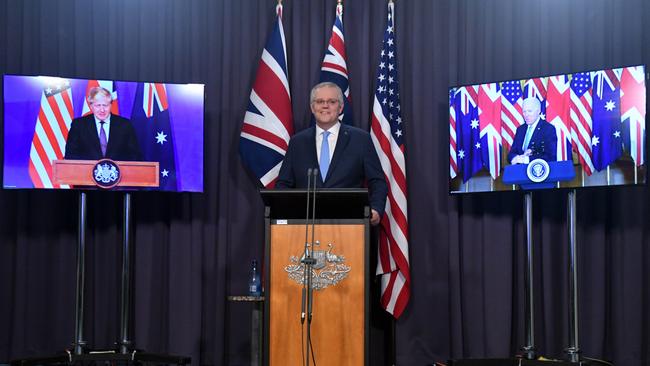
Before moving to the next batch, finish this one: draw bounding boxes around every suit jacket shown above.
[64,114,142,161]
[507,119,557,163]
[275,124,388,215]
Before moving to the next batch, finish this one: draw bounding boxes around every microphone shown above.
[300,168,313,323]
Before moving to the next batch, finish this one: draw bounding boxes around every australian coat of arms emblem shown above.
[285,241,350,290]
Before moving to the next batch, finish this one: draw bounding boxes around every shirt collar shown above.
[95,115,111,125]
[316,121,341,137]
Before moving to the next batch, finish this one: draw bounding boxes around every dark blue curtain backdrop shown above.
[1,0,649,365]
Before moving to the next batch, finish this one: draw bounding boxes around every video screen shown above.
[3,75,204,192]
[449,65,646,194]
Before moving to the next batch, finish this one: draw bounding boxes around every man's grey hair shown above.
[310,82,344,106]
[87,87,113,104]
[522,96,541,112]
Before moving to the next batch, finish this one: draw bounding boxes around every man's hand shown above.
[511,154,531,165]
[370,209,381,226]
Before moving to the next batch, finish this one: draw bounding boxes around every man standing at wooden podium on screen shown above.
[507,96,557,165]
[276,82,388,225]
[65,86,142,161]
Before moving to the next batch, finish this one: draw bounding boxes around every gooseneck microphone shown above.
[300,168,313,323]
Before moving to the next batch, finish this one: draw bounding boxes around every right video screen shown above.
[449,65,646,194]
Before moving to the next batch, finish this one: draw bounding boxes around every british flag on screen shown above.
[546,75,572,161]
[370,1,410,319]
[620,65,646,167]
[239,3,293,188]
[28,79,73,188]
[570,72,595,175]
[318,1,353,125]
[478,83,502,178]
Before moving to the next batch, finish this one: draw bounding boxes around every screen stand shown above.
[565,190,580,362]
[521,192,536,360]
[118,193,133,354]
[73,192,88,355]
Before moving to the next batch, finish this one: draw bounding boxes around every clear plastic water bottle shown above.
[248,259,262,296]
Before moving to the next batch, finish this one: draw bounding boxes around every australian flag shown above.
[131,83,177,190]
[591,70,623,171]
[455,86,482,182]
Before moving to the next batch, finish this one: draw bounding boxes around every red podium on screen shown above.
[52,159,159,188]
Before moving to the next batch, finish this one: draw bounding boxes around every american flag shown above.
[570,72,595,175]
[318,1,352,124]
[449,88,458,179]
[620,65,646,167]
[499,80,523,151]
[28,78,73,188]
[591,70,622,171]
[81,80,119,117]
[370,1,410,319]
[239,3,293,188]
[546,75,572,161]
[478,83,502,178]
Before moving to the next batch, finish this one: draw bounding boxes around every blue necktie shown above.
[319,130,331,180]
[522,125,534,150]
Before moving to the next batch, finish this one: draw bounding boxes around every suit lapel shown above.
[86,115,103,157]
[325,125,350,182]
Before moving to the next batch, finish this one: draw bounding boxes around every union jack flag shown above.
[478,83,502,178]
[570,72,595,175]
[28,78,73,188]
[318,1,352,125]
[450,88,458,179]
[81,80,120,117]
[370,1,410,319]
[499,80,523,151]
[620,65,646,167]
[546,75,572,161]
[239,3,293,188]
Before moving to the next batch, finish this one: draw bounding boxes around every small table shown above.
[227,295,265,366]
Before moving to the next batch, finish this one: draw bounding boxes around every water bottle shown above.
[248,259,262,296]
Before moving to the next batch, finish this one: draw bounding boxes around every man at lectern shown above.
[507,97,557,165]
[276,82,388,225]
[65,87,142,161]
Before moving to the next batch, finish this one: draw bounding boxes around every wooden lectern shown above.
[261,189,370,366]
[52,159,159,187]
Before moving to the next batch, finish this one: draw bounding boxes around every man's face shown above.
[90,94,112,121]
[310,86,343,129]
[522,102,540,125]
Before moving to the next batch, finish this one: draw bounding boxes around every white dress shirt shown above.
[94,115,111,142]
[316,122,341,162]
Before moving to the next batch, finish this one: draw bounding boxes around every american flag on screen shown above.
[450,88,458,179]
[370,1,410,319]
[318,1,353,125]
[620,65,646,167]
[28,79,73,188]
[546,75,572,161]
[499,80,523,151]
[478,83,502,178]
[570,72,595,175]
[81,80,120,116]
[591,70,623,171]
[239,3,293,188]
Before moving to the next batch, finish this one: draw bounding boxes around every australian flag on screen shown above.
[591,70,623,171]
[455,87,482,183]
[130,83,178,191]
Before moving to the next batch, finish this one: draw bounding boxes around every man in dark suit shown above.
[65,86,142,161]
[276,82,388,225]
[507,97,557,164]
